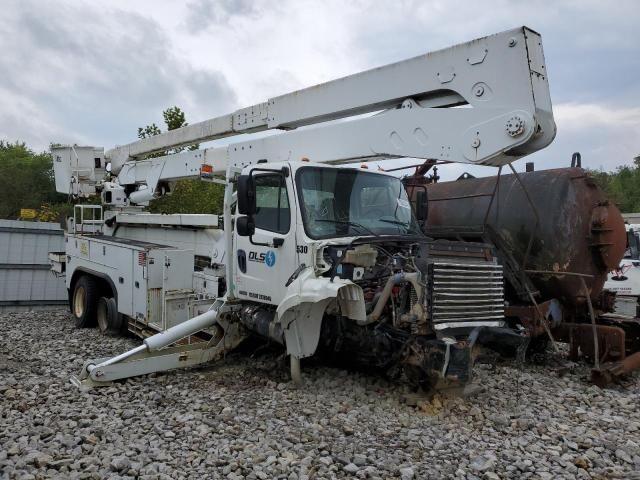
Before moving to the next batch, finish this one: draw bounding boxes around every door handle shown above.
[237,250,247,273]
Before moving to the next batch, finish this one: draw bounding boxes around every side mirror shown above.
[237,175,256,215]
[236,216,255,237]
[415,190,428,222]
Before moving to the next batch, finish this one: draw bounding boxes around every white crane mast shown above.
[53,26,554,202]
[107,26,553,172]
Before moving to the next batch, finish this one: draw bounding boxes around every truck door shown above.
[234,169,298,306]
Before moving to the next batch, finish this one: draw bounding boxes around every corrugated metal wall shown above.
[0,219,67,311]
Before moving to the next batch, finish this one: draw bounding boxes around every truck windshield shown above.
[296,166,421,239]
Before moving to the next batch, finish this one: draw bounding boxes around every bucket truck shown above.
[49,26,556,390]
[605,224,640,316]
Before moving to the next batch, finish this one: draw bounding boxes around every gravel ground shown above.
[1,310,639,480]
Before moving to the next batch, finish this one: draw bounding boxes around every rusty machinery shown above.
[404,161,640,386]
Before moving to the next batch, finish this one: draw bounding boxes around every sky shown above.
[1,0,639,181]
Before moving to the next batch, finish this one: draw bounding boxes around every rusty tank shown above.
[407,167,627,307]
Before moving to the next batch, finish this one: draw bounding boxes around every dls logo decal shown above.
[265,250,276,267]
[248,250,276,267]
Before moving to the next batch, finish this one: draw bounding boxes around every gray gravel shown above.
[1,310,639,480]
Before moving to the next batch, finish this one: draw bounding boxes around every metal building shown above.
[0,219,66,311]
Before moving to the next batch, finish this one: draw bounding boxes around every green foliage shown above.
[136,124,163,158]
[148,181,224,214]
[138,123,161,140]
[141,106,222,214]
[589,157,640,213]
[37,202,73,222]
[163,106,187,131]
[0,141,68,219]
[138,106,200,157]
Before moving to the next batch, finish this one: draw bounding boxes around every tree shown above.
[139,106,223,214]
[589,157,640,213]
[138,123,161,139]
[163,106,186,131]
[0,141,67,219]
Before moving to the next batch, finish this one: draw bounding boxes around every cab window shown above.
[254,174,290,234]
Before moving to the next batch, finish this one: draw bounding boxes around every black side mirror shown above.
[237,175,256,215]
[236,216,255,237]
[415,190,428,222]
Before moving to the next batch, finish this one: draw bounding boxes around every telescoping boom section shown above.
[108,26,554,170]
[53,26,557,391]
[53,26,554,202]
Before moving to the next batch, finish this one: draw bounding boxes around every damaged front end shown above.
[314,237,528,390]
[319,315,529,391]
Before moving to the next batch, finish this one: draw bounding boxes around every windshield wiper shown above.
[378,218,408,226]
[378,218,422,234]
[316,219,379,237]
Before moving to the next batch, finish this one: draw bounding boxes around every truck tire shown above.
[72,275,98,328]
[96,296,119,334]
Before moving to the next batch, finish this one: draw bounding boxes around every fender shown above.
[276,268,366,358]
[69,266,119,304]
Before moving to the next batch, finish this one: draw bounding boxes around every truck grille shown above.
[429,262,505,330]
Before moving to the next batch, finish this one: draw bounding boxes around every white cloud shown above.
[0,0,237,151]
[555,103,640,131]
[0,85,90,150]
[545,103,640,172]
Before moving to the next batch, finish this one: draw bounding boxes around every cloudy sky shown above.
[1,0,639,180]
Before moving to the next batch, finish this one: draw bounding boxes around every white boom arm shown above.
[53,26,555,199]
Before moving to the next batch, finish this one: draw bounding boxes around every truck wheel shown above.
[97,297,122,335]
[72,275,98,328]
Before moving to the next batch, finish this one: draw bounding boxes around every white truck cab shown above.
[234,162,419,305]
[605,224,640,316]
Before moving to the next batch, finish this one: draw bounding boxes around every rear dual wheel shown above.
[72,275,122,333]
[96,296,123,335]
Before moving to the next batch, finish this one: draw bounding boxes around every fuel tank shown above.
[409,168,626,306]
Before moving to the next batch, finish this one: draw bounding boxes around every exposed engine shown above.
[321,241,429,333]
[314,237,524,389]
